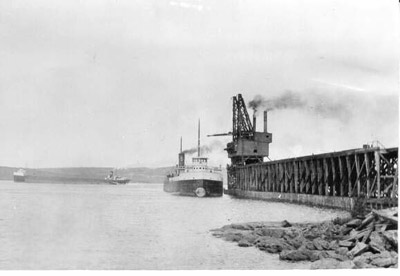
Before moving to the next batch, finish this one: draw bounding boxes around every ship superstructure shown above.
[13,168,26,182]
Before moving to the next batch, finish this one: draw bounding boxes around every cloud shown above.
[169,0,204,12]
[311,78,366,92]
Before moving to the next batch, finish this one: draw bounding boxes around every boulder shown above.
[303,240,316,250]
[281,220,292,228]
[316,250,348,261]
[346,219,363,228]
[353,252,374,265]
[279,249,318,262]
[284,235,305,249]
[369,231,386,253]
[339,240,353,248]
[255,236,293,253]
[241,233,258,244]
[312,237,330,251]
[371,257,397,268]
[335,247,349,256]
[348,242,369,258]
[255,227,287,239]
[222,231,243,242]
[328,240,340,250]
[238,239,253,247]
[230,223,254,231]
[382,230,398,249]
[370,251,392,260]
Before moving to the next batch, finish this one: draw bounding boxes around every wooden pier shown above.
[226,147,398,211]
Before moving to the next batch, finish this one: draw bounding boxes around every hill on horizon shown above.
[0,166,173,184]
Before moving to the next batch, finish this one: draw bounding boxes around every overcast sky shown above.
[0,0,399,168]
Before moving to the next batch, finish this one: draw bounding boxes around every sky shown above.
[0,0,399,168]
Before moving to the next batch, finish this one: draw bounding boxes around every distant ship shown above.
[13,169,26,182]
[105,171,130,185]
[164,121,223,197]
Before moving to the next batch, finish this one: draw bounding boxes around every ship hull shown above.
[105,179,130,185]
[163,178,223,197]
[13,175,25,182]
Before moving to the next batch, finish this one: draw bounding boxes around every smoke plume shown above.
[248,90,354,121]
[182,140,224,155]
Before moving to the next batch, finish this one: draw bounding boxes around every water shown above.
[0,181,349,270]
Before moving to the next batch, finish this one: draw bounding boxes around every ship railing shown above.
[179,165,222,172]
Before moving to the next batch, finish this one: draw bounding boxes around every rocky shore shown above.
[211,207,398,269]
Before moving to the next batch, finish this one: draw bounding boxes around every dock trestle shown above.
[227,147,398,211]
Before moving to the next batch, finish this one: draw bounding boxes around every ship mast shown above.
[198,119,200,157]
[180,136,182,153]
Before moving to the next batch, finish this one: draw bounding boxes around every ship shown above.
[13,168,26,182]
[105,170,130,185]
[163,120,223,197]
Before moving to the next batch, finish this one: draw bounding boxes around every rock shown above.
[340,226,353,236]
[390,251,398,259]
[326,251,350,262]
[346,219,362,228]
[255,227,287,239]
[339,240,353,247]
[336,260,356,269]
[353,252,374,265]
[335,247,349,256]
[349,229,358,238]
[312,238,330,250]
[316,250,348,262]
[348,242,369,258]
[255,236,293,253]
[303,240,316,250]
[241,233,258,244]
[382,230,398,249]
[371,257,397,268]
[279,249,318,262]
[311,258,355,269]
[370,251,392,260]
[328,240,339,250]
[369,231,386,253]
[284,235,305,249]
[313,238,324,250]
[222,232,243,242]
[281,220,292,228]
[230,223,254,231]
[238,239,253,247]
[354,261,375,269]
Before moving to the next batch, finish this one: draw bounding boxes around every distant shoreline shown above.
[0,166,173,184]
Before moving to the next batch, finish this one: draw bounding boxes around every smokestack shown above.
[179,137,185,167]
[198,119,200,157]
[264,111,268,132]
[253,112,256,133]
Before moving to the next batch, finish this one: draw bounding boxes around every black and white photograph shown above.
[0,0,399,271]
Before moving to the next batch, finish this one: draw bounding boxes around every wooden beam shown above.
[331,157,336,196]
[365,153,371,198]
[375,150,381,199]
[355,154,361,197]
[346,155,352,197]
[294,160,299,194]
[339,157,344,196]
[324,158,329,196]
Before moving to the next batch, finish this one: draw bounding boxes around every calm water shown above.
[0,181,349,270]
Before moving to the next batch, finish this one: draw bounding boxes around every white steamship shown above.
[163,121,223,197]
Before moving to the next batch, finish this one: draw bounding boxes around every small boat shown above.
[13,168,26,182]
[105,170,130,185]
